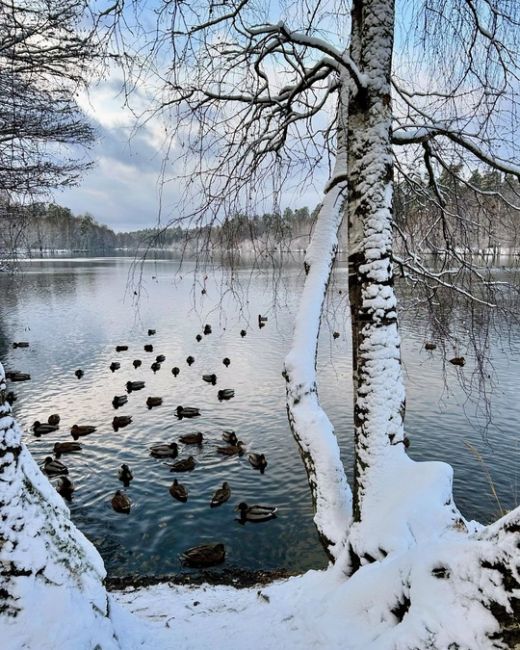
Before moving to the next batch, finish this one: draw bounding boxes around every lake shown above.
[1,254,519,577]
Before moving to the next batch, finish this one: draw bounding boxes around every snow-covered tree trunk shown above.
[0,362,120,648]
[284,84,352,563]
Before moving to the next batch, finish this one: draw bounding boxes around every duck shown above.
[118,463,133,486]
[169,479,188,502]
[240,329,247,338]
[115,345,128,352]
[176,405,200,419]
[126,380,145,392]
[180,543,225,568]
[70,424,96,440]
[258,315,268,328]
[168,456,195,472]
[133,359,142,369]
[144,344,153,353]
[425,342,437,351]
[74,369,84,379]
[156,354,166,363]
[203,324,212,335]
[12,341,29,348]
[148,329,156,336]
[113,415,132,431]
[179,431,203,445]
[150,442,178,458]
[42,456,68,476]
[32,421,59,436]
[222,357,231,367]
[449,356,465,367]
[6,371,31,382]
[146,396,163,409]
[6,391,16,404]
[55,476,75,499]
[186,355,195,366]
[218,388,235,401]
[332,331,340,339]
[111,490,131,514]
[202,373,217,385]
[53,441,82,457]
[171,366,180,377]
[47,414,60,426]
[222,430,238,445]
[216,441,244,456]
[248,453,268,473]
[112,395,128,409]
[236,503,277,523]
[210,482,231,507]
[110,362,121,372]
[196,334,202,342]
[151,361,161,373]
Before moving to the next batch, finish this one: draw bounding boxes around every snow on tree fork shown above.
[0,362,121,648]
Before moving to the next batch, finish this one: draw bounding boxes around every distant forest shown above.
[1,169,519,255]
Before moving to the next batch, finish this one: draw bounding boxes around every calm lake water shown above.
[1,255,519,577]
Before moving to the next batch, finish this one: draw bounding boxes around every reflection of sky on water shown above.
[0,256,518,576]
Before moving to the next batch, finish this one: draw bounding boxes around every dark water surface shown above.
[1,256,519,576]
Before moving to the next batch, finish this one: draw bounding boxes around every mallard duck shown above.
[47,414,60,426]
[144,344,153,353]
[202,373,217,385]
[70,424,96,440]
[75,369,84,379]
[203,324,212,335]
[168,456,195,472]
[12,341,30,348]
[150,442,178,458]
[42,456,68,476]
[222,430,238,445]
[210,482,230,507]
[133,359,142,369]
[449,356,465,367]
[110,362,121,372]
[146,396,163,409]
[186,355,195,366]
[179,431,203,445]
[248,453,268,473]
[118,463,133,486]
[222,357,231,367]
[171,366,180,377]
[112,395,128,409]
[6,391,16,405]
[32,421,59,436]
[6,371,31,381]
[155,354,165,363]
[113,415,132,431]
[425,342,437,351]
[236,503,277,523]
[180,543,225,568]
[216,441,244,456]
[332,331,340,339]
[176,405,200,419]
[112,490,131,514]
[116,345,128,352]
[258,315,268,328]
[126,380,145,392]
[196,334,202,342]
[169,479,188,502]
[53,441,81,457]
[151,361,161,373]
[55,476,75,499]
[240,329,247,338]
[148,329,156,336]
[218,388,235,401]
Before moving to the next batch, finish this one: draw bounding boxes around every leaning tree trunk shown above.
[0,362,120,648]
